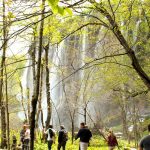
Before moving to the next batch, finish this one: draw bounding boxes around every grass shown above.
[7,130,137,149]
[34,135,136,150]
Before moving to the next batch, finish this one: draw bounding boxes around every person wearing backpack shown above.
[45,125,56,150]
[58,125,68,150]
[107,129,118,150]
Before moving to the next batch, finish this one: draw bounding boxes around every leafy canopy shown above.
[46,0,72,15]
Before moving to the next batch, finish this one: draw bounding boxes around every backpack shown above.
[49,128,55,138]
[62,131,68,142]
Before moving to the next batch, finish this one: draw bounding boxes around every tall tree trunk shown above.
[30,0,45,149]
[5,64,10,150]
[19,81,28,121]
[93,2,150,89]
[32,28,37,98]
[84,106,87,124]
[27,88,30,123]
[41,109,44,128]
[121,108,128,138]
[121,87,129,139]
[44,44,52,128]
[29,26,37,124]
[36,63,44,128]
[71,120,74,144]
[132,102,140,148]
[0,0,7,148]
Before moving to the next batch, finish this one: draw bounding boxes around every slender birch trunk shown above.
[44,44,52,128]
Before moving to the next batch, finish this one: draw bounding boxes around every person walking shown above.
[20,124,26,150]
[75,122,92,150]
[11,135,17,150]
[45,125,56,150]
[139,124,150,150]
[24,124,30,150]
[107,129,118,150]
[58,125,68,150]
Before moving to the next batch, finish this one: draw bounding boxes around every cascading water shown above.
[50,43,65,126]
[11,0,125,129]
[19,23,105,129]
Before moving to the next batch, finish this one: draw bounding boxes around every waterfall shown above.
[50,43,65,127]
[18,55,33,120]
[7,0,106,128]
[19,21,104,129]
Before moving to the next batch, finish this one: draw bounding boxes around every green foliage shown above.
[47,0,59,7]
[0,0,149,145]
[46,0,72,15]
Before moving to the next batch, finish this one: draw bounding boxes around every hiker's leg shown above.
[80,142,88,150]
[48,140,53,150]
[57,143,61,150]
[109,146,115,150]
[21,141,24,150]
[62,142,66,150]
[24,139,29,150]
[24,139,27,150]
[48,141,51,150]
[26,139,29,150]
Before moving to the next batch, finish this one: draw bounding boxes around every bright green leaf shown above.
[57,6,64,15]
[47,0,59,7]
[64,8,73,16]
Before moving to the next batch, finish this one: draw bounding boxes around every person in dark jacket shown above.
[75,122,92,150]
[139,124,150,150]
[107,130,118,150]
[57,125,68,150]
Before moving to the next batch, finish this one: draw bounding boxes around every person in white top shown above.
[24,124,30,150]
[45,125,56,150]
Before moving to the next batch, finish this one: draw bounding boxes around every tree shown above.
[30,0,46,149]
[0,0,8,147]
[50,0,150,89]
[36,63,44,128]
[44,43,52,129]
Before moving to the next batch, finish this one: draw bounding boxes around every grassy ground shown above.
[34,135,136,150]
[8,130,136,149]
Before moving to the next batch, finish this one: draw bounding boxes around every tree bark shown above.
[36,63,44,128]
[30,0,45,149]
[5,63,10,150]
[84,106,87,124]
[71,120,75,144]
[121,108,128,138]
[0,0,7,148]
[44,44,52,129]
[29,26,37,124]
